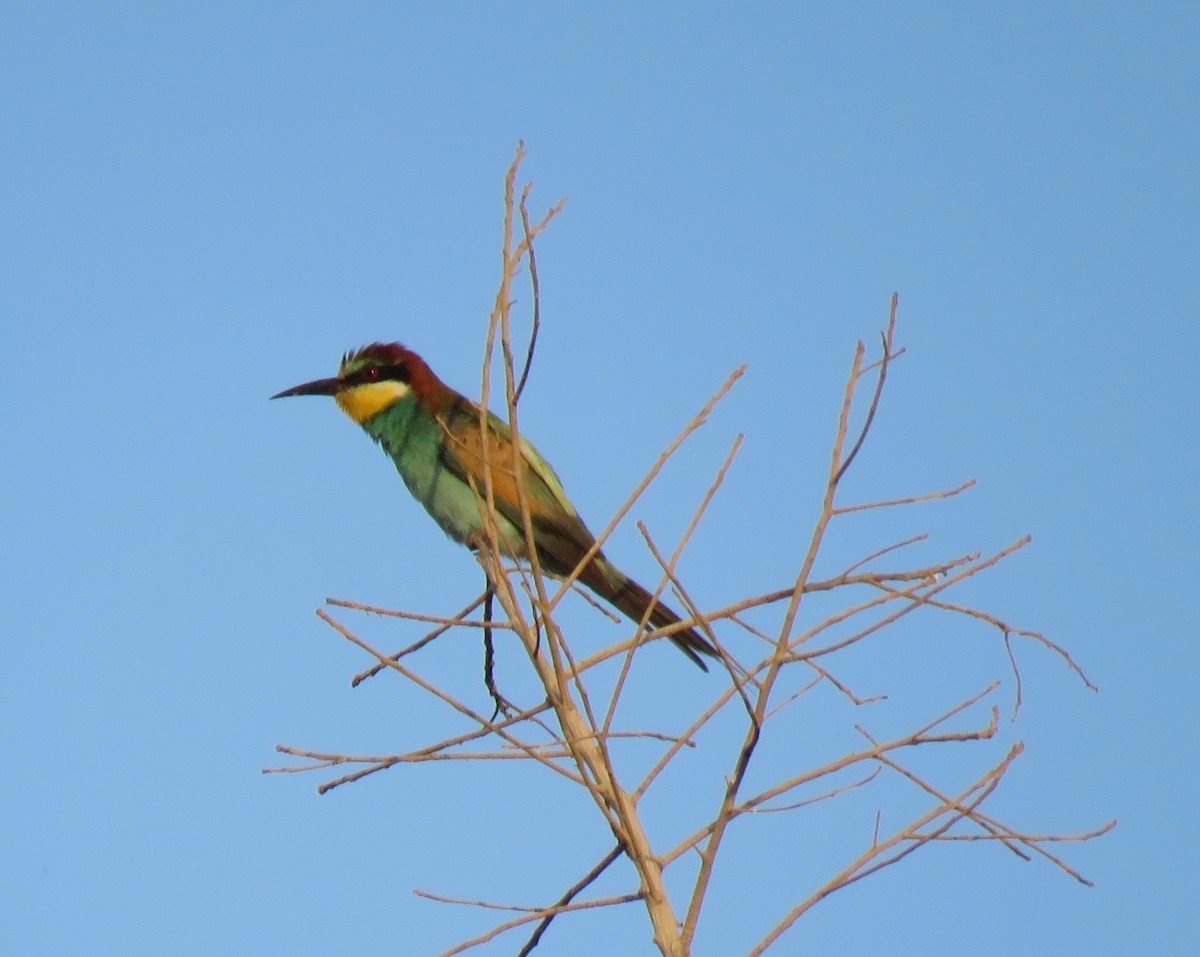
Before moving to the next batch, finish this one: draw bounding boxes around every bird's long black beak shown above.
[270,376,342,399]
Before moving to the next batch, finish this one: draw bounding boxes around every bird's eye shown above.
[363,366,380,381]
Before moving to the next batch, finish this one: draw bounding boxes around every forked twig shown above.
[834,294,899,483]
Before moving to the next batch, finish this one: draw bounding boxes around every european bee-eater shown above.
[271,343,717,670]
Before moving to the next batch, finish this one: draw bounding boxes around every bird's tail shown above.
[578,558,718,670]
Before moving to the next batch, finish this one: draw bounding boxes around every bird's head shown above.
[270,342,442,423]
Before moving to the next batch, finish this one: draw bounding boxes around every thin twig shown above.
[316,609,585,788]
[747,743,1025,956]
[517,844,624,956]
[421,888,642,957]
[832,479,976,515]
[344,594,491,686]
[834,295,898,483]
[513,182,543,405]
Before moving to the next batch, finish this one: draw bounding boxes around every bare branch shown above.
[840,532,929,575]
[517,844,624,956]
[750,768,882,814]
[342,593,490,686]
[419,887,642,957]
[832,478,976,515]
[315,609,585,788]
[271,164,1105,956]
[513,182,543,405]
[545,364,747,619]
[605,432,746,732]
[747,743,1026,956]
[834,293,899,482]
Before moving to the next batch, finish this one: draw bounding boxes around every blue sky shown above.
[2,3,1195,954]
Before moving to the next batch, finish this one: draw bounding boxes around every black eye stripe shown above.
[345,362,409,386]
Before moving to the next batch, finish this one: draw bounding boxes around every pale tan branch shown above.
[750,768,882,814]
[415,887,637,914]
[762,672,825,720]
[876,742,1116,885]
[476,167,694,952]
[326,596,501,629]
[841,532,930,575]
[890,589,1097,694]
[832,478,976,515]
[683,326,901,945]
[341,593,490,686]
[315,609,584,787]
[803,660,886,706]
[748,744,1025,956]
[871,750,1028,860]
[513,181,543,405]
[517,844,624,956]
[663,684,1002,865]
[420,887,642,957]
[790,538,1033,663]
[845,745,1019,885]
[834,296,899,482]
[863,560,1095,721]
[605,432,745,733]
[546,364,746,620]
[635,664,758,800]
[267,688,565,790]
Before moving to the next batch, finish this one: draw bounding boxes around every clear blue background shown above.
[3,3,1194,955]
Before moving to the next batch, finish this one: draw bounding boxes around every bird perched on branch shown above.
[271,342,717,670]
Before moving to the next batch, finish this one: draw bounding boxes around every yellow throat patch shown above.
[335,380,411,424]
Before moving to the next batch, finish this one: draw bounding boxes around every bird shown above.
[271,342,718,670]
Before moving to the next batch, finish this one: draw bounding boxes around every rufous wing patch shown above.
[443,414,592,558]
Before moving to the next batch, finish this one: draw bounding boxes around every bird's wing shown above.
[436,400,600,575]
[436,400,717,670]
